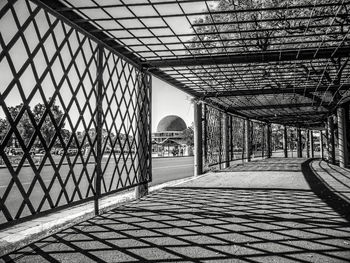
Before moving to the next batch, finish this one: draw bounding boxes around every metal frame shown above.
[0,0,151,228]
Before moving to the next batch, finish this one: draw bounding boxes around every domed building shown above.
[152,115,191,157]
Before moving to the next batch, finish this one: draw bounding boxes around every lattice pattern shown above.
[229,115,244,161]
[251,121,266,158]
[44,0,350,128]
[0,0,151,228]
[204,105,222,167]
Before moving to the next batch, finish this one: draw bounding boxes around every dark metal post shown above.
[219,112,222,169]
[320,130,324,159]
[194,102,203,176]
[306,130,310,158]
[310,130,314,158]
[262,124,265,158]
[203,104,208,163]
[297,126,302,158]
[95,44,103,215]
[337,107,348,168]
[223,113,230,168]
[230,115,234,161]
[283,125,288,158]
[244,119,251,162]
[327,115,336,164]
[135,71,150,199]
[266,123,272,158]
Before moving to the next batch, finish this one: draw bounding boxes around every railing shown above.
[0,0,151,228]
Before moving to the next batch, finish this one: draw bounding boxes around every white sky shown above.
[152,77,193,132]
[0,0,196,133]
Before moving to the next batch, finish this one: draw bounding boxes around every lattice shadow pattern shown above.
[3,186,350,262]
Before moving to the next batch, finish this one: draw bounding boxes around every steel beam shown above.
[202,84,350,98]
[232,103,322,111]
[148,47,350,68]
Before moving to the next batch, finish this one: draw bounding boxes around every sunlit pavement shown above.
[2,158,350,263]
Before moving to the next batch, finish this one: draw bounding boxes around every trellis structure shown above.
[1,0,350,228]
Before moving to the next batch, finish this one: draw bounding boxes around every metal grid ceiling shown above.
[36,0,350,127]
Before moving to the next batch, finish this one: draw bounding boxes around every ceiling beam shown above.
[256,111,328,120]
[231,103,324,110]
[147,47,350,68]
[201,84,350,98]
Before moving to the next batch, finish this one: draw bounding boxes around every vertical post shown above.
[306,130,310,158]
[135,71,150,199]
[320,130,324,159]
[327,115,335,165]
[337,107,348,168]
[194,102,203,176]
[244,118,251,162]
[283,125,288,158]
[344,103,350,164]
[266,123,272,158]
[203,104,208,163]
[219,112,222,169]
[223,113,230,168]
[262,124,265,158]
[297,126,302,158]
[310,130,314,158]
[230,115,234,161]
[95,45,103,215]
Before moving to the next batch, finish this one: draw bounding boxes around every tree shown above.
[182,124,194,146]
[0,118,8,143]
[33,100,64,147]
[8,104,34,147]
[187,1,349,108]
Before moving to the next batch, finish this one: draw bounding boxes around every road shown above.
[0,156,194,224]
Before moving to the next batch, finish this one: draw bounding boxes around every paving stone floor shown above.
[1,158,350,262]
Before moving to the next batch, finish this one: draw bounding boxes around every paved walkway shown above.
[2,158,350,262]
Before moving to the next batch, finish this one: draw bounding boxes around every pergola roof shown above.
[37,0,350,128]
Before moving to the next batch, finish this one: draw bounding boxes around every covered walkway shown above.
[2,158,350,262]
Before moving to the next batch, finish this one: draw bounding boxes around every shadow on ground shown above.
[2,159,350,262]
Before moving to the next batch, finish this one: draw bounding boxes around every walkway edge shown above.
[0,174,208,257]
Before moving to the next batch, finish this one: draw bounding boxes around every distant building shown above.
[152,115,192,157]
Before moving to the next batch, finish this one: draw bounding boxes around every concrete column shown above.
[320,130,324,159]
[194,102,203,176]
[244,119,251,162]
[297,126,302,158]
[135,71,150,199]
[283,125,288,158]
[310,130,314,158]
[266,123,272,158]
[306,130,310,158]
[337,107,348,168]
[223,113,230,168]
[327,115,336,165]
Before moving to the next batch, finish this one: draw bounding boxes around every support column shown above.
[266,123,272,158]
[320,130,324,159]
[283,125,288,158]
[135,71,150,199]
[203,104,208,163]
[244,119,251,162]
[337,107,348,168]
[297,126,302,158]
[306,130,310,158]
[94,44,103,215]
[194,102,203,176]
[223,113,230,168]
[327,116,336,165]
[310,130,314,158]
